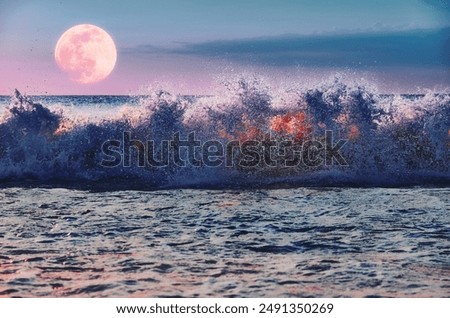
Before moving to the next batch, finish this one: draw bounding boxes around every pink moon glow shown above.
[55,24,117,84]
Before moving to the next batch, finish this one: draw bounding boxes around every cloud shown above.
[124,28,450,69]
[121,44,171,55]
[422,0,450,12]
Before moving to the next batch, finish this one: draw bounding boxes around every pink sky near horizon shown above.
[1,53,449,96]
[0,53,221,96]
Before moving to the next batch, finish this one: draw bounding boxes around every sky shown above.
[0,0,449,94]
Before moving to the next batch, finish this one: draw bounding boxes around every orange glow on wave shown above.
[270,112,311,140]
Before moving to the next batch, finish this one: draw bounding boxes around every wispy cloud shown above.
[422,0,450,12]
[120,44,171,55]
[123,28,450,69]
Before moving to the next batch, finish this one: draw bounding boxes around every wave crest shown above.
[0,77,448,189]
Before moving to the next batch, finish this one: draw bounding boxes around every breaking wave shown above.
[0,76,449,189]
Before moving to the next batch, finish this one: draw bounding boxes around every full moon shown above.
[55,24,117,84]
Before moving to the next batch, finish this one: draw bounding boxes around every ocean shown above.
[0,78,449,297]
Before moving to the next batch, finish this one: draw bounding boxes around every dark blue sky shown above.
[0,0,449,94]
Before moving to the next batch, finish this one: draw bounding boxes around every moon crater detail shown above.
[55,24,117,84]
